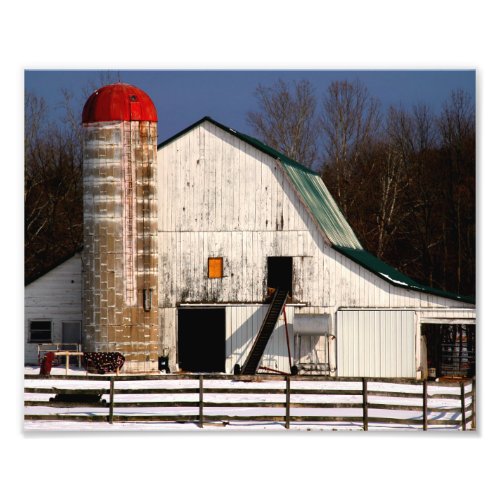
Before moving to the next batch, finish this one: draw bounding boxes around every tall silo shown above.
[82,83,159,372]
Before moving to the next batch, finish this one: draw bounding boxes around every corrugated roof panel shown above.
[279,159,362,249]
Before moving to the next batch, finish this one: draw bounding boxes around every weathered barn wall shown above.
[24,254,83,364]
[157,121,474,308]
[157,120,474,375]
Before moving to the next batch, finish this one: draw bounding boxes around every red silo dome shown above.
[82,82,157,123]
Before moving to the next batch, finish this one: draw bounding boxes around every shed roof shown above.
[158,116,474,305]
[25,247,82,286]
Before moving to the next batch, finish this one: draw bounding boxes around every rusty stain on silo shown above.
[82,83,159,372]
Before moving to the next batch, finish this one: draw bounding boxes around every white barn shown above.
[155,117,475,378]
[24,114,476,378]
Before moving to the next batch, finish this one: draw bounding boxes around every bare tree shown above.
[247,79,319,167]
[320,80,381,214]
[436,89,475,294]
[24,91,83,281]
[402,104,441,287]
[374,146,409,259]
[380,104,443,283]
[25,72,120,281]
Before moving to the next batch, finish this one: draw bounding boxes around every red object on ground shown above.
[40,352,55,376]
[82,82,157,123]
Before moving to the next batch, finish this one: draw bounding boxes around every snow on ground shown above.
[24,366,473,431]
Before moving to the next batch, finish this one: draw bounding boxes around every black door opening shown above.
[178,308,226,373]
[267,257,293,296]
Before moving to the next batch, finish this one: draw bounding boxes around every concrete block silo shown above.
[82,83,159,372]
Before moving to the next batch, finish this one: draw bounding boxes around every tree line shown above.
[248,79,475,297]
[25,76,115,283]
[25,77,475,297]
[25,90,84,282]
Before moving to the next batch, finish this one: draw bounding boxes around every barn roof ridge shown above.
[161,116,476,305]
[159,116,318,174]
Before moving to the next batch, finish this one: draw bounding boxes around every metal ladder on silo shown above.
[123,124,135,304]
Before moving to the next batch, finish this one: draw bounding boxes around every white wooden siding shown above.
[225,305,296,374]
[24,254,83,364]
[157,121,474,312]
[337,310,416,377]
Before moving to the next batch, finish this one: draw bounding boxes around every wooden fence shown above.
[24,374,476,430]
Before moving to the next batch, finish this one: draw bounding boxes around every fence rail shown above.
[24,374,476,430]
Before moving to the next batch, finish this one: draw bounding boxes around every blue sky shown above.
[25,70,475,144]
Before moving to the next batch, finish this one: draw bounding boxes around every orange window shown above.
[208,257,223,279]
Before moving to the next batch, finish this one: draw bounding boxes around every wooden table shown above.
[53,351,84,375]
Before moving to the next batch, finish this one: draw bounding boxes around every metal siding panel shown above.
[407,311,416,376]
[369,311,375,376]
[337,311,343,375]
[337,310,416,378]
[380,311,387,377]
[343,311,350,377]
[371,310,377,375]
[374,310,380,376]
[360,312,366,376]
[351,311,356,377]
[401,311,408,376]
[353,311,359,377]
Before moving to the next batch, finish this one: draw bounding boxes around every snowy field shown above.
[24,366,474,432]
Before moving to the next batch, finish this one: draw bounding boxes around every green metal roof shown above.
[338,247,475,304]
[158,116,475,305]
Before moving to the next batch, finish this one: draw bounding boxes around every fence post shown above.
[472,377,476,430]
[285,376,291,429]
[460,381,466,431]
[423,379,428,431]
[108,377,114,424]
[199,375,204,428]
[362,378,368,431]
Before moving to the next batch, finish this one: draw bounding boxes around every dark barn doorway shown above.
[178,308,226,373]
[267,257,293,296]
[422,323,475,379]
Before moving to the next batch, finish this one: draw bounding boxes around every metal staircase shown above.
[239,288,289,375]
